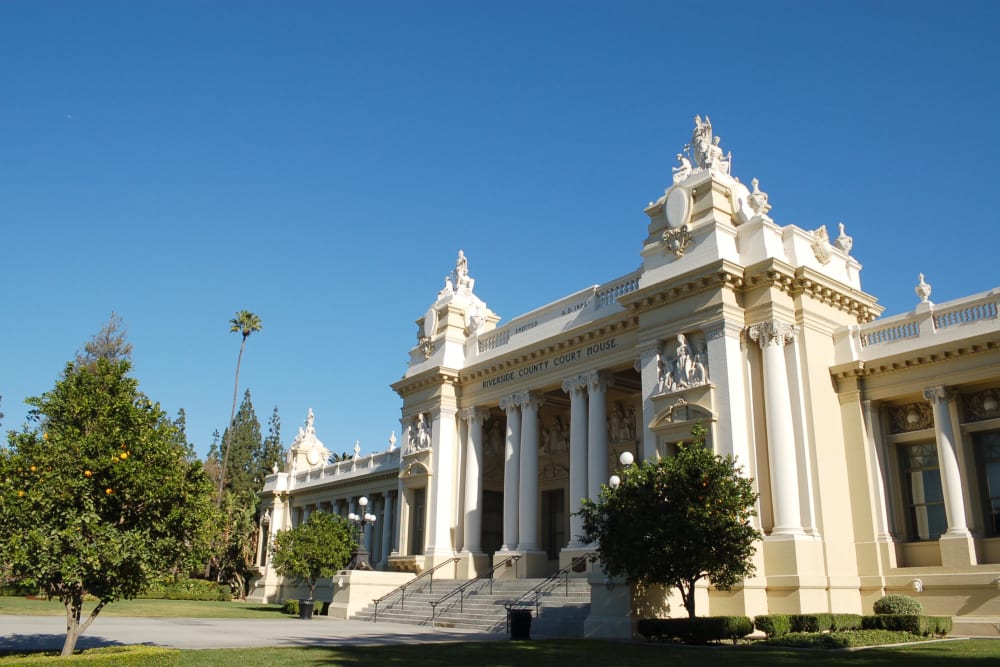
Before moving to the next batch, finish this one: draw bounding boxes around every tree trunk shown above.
[217,336,247,505]
[61,604,79,657]
[682,579,697,619]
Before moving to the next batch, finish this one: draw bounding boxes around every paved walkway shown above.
[0,615,506,652]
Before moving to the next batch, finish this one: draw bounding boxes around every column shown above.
[924,386,970,536]
[563,375,589,547]
[748,320,804,537]
[518,393,544,551]
[381,491,395,566]
[461,407,488,553]
[426,407,458,556]
[587,372,610,501]
[705,322,751,466]
[499,393,523,551]
[391,480,403,555]
[637,343,660,462]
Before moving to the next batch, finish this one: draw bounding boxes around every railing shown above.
[503,552,593,627]
[371,557,459,623]
[934,300,998,330]
[477,329,510,353]
[595,271,641,310]
[859,320,919,348]
[427,555,521,625]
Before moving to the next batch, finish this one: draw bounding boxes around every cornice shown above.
[390,367,461,397]
[459,313,637,385]
[829,337,1000,382]
[618,259,745,316]
[744,259,882,324]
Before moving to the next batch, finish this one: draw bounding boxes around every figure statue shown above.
[672,153,692,183]
[624,407,637,441]
[438,275,455,298]
[486,420,504,457]
[305,408,315,435]
[413,413,432,450]
[691,115,713,168]
[454,249,474,294]
[660,334,697,391]
[747,177,772,220]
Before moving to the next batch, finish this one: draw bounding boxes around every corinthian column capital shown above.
[460,406,489,425]
[923,386,952,405]
[748,320,797,348]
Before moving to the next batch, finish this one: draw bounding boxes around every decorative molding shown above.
[561,374,590,395]
[657,333,709,393]
[889,402,933,434]
[747,320,797,348]
[811,225,833,265]
[460,406,489,425]
[585,370,611,394]
[960,389,1000,423]
[662,225,693,258]
[923,385,952,405]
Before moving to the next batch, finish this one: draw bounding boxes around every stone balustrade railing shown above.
[262,448,402,493]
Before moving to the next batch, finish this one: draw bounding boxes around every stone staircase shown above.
[351,576,592,637]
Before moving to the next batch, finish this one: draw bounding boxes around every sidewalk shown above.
[0,615,505,652]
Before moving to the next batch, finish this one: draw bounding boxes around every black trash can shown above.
[298,599,315,620]
[509,608,532,640]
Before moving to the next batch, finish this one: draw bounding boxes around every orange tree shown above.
[272,511,354,601]
[0,358,216,656]
[578,425,761,619]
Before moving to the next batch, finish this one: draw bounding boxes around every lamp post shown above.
[608,451,634,490]
[347,496,377,570]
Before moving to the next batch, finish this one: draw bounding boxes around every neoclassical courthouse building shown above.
[250,117,1000,631]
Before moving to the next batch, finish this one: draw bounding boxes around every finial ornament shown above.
[811,225,833,265]
[834,222,853,253]
[747,178,772,220]
[915,273,932,304]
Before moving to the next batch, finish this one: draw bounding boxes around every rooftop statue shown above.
[689,115,731,175]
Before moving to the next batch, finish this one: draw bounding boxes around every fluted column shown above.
[563,375,589,547]
[381,492,395,567]
[499,393,523,551]
[518,393,544,551]
[426,407,458,556]
[637,343,661,462]
[924,386,970,536]
[748,321,804,537]
[587,372,610,501]
[461,407,488,553]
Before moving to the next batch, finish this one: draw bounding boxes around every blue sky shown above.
[2,1,998,459]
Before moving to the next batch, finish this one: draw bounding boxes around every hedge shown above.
[140,578,232,602]
[762,629,923,649]
[753,614,792,637]
[282,599,300,615]
[0,646,180,665]
[637,616,753,643]
[789,613,863,632]
[862,614,951,636]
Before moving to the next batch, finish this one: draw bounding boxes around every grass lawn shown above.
[174,639,1000,667]
[0,596,284,618]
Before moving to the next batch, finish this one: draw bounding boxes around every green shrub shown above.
[873,593,923,615]
[790,613,832,632]
[140,578,231,602]
[636,616,753,643]
[862,614,948,636]
[281,599,299,615]
[753,614,792,638]
[830,613,863,630]
[763,629,923,649]
[0,645,180,664]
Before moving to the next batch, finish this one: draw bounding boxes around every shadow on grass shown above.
[248,639,1000,667]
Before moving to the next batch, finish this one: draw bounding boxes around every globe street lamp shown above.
[347,496,377,570]
[608,451,634,489]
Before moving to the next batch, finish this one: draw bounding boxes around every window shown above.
[410,488,426,555]
[974,431,1000,536]
[899,442,947,540]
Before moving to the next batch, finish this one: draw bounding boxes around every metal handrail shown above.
[371,557,460,622]
[504,552,594,626]
[428,554,521,625]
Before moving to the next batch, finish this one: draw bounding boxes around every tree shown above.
[578,425,761,618]
[0,358,216,656]
[219,390,263,498]
[218,310,262,505]
[75,312,133,369]
[215,489,261,600]
[272,512,355,600]
[259,406,285,482]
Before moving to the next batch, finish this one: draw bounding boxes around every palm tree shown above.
[217,310,262,505]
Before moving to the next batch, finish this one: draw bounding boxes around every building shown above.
[250,117,1000,631]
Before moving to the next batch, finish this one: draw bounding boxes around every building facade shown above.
[251,117,1000,623]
